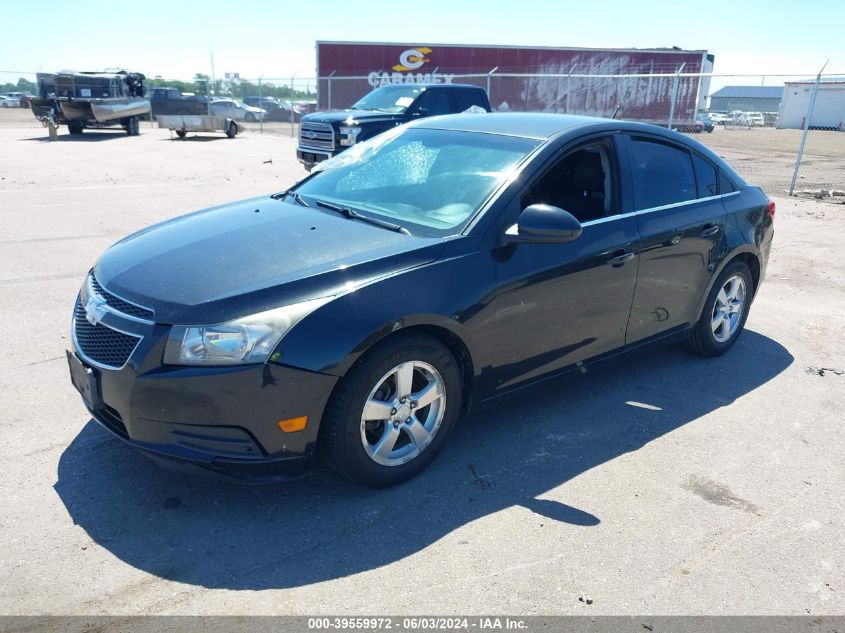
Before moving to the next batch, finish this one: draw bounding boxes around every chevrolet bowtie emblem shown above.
[84,293,108,326]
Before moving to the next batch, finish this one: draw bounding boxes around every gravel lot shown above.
[0,109,843,616]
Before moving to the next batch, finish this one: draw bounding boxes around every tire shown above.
[320,332,463,487]
[225,122,237,138]
[685,260,753,357]
[67,122,83,135]
[244,112,256,122]
[125,117,139,136]
[1,103,8,108]
[175,130,187,138]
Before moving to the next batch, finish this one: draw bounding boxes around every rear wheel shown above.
[686,260,753,357]
[320,332,462,487]
[67,121,83,135]
[225,122,237,138]
[245,112,256,122]
[175,130,187,138]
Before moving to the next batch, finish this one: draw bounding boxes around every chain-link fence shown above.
[3,68,843,199]
[318,70,844,197]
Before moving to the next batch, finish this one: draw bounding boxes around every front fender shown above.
[274,249,494,380]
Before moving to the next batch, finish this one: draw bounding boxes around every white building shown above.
[778,78,845,130]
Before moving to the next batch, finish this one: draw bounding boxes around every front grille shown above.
[299,121,335,151]
[73,300,141,368]
[90,275,154,320]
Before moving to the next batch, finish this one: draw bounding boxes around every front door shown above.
[488,135,640,392]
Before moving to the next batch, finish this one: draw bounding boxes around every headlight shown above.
[163,296,332,366]
[339,126,362,146]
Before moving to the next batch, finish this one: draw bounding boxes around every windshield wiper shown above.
[314,199,411,235]
[271,189,309,207]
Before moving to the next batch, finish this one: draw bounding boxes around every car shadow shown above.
[158,135,232,142]
[54,330,792,590]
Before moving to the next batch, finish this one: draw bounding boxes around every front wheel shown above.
[225,122,237,138]
[244,112,256,122]
[686,260,753,357]
[320,332,463,487]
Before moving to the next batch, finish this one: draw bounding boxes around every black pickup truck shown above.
[150,88,210,117]
[296,83,491,170]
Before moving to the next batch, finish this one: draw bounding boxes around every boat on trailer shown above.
[29,70,150,136]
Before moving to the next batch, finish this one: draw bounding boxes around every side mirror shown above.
[506,204,583,244]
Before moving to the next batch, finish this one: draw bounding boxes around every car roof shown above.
[410,112,744,182]
[415,112,727,141]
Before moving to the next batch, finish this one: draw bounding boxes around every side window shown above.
[692,153,718,197]
[454,89,485,112]
[412,90,452,116]
[628,138,696,209]
[521,137,618,223]
[719,171,738,194]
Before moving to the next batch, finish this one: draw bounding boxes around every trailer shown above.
[156,113,241,139]
[29,70,150,136]
[316,42,714,126]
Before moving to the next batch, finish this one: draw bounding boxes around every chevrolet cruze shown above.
[67,113,774,487]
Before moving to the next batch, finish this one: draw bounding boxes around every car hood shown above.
[94,196,443,324]
[302,109,405,125]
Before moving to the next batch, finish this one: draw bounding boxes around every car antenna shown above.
[611,104,621,120]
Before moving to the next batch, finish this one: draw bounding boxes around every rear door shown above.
[621,134,728,343]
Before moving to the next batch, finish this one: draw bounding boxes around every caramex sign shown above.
[317,41,713,124]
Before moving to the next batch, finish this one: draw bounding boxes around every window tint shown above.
[692,153,718,197]
[413,89,451,116]
[522,138,618,223]
[628,138,696,209]
[719,171,738,193]
[454,89,486,112]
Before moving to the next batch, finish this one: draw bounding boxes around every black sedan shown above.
[68,113,774,487]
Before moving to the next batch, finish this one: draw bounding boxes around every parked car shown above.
[149,88,210,117]
[209,99,266,122]
[297,83,491,170]
[742,112,765,127]
[0,96,15,108]
[696,114,715,132]
[706,112,727,124]
[2,92,30,107]
[67,113,773,487]
[243,96,302,122]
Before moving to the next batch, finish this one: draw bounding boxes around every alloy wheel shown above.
[360,360,446,467]
[711,274,746,343]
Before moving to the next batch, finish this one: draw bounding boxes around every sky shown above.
[1,0,843,88]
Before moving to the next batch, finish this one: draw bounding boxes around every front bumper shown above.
[68,293,338,480]
[296,147,335,167]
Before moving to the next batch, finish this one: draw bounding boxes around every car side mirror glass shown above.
[506,204,583,244]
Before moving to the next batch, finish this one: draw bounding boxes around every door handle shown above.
[607,252,636,267]
[699,225,721,238]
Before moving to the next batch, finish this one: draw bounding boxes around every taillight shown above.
[767,200,776,219]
